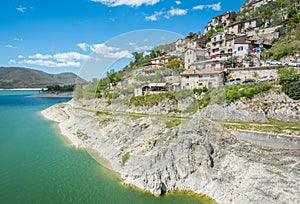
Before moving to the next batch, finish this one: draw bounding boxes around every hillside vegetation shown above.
[0,67,85,88]
[239,0,300,59]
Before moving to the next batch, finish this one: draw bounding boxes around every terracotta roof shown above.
[234,35,248,44]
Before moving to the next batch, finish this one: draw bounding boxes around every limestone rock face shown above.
[199,103,268,122]
[43,102,300,204]
[199,91,300,122]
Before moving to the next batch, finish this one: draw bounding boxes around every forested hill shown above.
[0,67,85,89]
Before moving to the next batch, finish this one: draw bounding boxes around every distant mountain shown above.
[0,67,85,89]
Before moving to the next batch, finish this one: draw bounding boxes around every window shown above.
[238,46,243,51]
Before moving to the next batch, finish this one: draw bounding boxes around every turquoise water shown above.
[0,90,212,204]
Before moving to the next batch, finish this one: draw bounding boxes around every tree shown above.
[259,5,273,26]
[167,58,182,68]
[277,67,300,100]
[188,32,197,38]
[106,69,120,88]
[205,29,217,40]
[288,9,300,30]
[277,0,288,21]
[132,52,144,64]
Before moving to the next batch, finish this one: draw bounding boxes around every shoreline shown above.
[30,91,73,98]
[0,88,45,90]
[40,102,216,203]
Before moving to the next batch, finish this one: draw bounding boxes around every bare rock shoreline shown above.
[41,99,300,204]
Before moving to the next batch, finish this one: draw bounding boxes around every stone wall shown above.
[227,66,282,80]
[230,129,300,150]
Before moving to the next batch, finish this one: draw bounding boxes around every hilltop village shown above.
[111,0,299,96]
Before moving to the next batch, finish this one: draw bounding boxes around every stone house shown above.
[150,56,169,66]
[134,82,180,96]
[240,0,276,11]
[210,33,235,60]
[190,59,223,72]
[180,69,224,89]
[228,19,258,35]
[175,38,188,53]
[204,11,237,34]
[176,35,208,54]
[184,48,207,69]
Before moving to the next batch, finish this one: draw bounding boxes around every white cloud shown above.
[77,43,89,51]
[192,5,204,10]
[29,53,52,59]
[175,1,181,5]
[193,2,221,11]
[91,0,160,7]
[167,7,188,16]
[145,11,164,21]
[82,43,133,58]
[8,60,17,64]
[90,43,118,54]
[20,59,81,68]
[5,45,15,48]
[210,2,221,11]
[18,51,90,68]
[145,7,187,21]
[53,52,90,62]
[16,6,27,13]
[20,60,56,67]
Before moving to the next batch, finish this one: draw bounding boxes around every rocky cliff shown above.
[42,90,300,203]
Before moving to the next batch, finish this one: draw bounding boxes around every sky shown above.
[1,0,245,80]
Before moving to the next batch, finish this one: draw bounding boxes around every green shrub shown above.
[107,92,119,100]
[278,68,300,100]
[198,95,211,108]
[197,82,272,108]
[193,87,208,95]
[121,152,130,166]
[174,89,192,100]
[282,81,300,100]
[130,92,176,107]
[168,109,181,114]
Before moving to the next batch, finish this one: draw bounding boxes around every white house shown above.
[233,35,254,57]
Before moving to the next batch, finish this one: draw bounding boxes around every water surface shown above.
[0,90,212,204]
